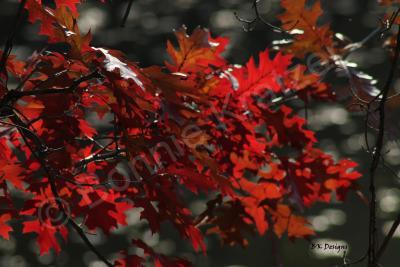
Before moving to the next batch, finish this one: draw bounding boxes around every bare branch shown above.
[234,0,288,33]
[121,0,135,27]
[376,213,400,262]
[367,9,400,267]
[75,149,127,169]
[0,0,27,81]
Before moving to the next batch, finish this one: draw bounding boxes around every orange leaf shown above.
[278,0,334,59]
[166,26,228,73]
[272,204,314,239]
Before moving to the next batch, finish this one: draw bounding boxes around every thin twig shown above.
[376,213,400,262]
[75,149,127,169]
[234,0,288,33]
[367,11,400,267]
[341,254,367,267]
[0,0,27,81]
[266,214,283,267]
[120,0,134,27]
[0,70,101,111]
[10,112,114,267]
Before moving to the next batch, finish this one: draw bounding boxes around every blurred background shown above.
[1,0,400,266]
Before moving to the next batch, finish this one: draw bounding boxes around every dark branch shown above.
[9,112,114,267]
[121,0,134,27]
[234,0,288,33]
[376,213,400,262]
[0,0,27,79]
[75,149,127,169]
[367,10,400,267]
[0,70,101,109]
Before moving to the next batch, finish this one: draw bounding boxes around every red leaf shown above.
[22,220,68,255]
[0,214,13,240]
[233,50,292,99]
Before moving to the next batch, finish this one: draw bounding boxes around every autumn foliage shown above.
[0,0,368,266]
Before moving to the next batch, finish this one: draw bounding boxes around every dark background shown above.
[0,0,400,266]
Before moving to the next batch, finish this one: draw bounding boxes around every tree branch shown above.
[0,70,101,112]
[120,0,134,27]
[10,112,114,267]
[376,213,400,262]
[0,0,27,79]
[367,13,400,267]
[75,149,127,169]
[234,0,289,33]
